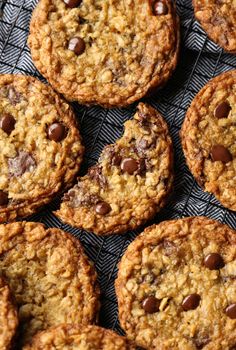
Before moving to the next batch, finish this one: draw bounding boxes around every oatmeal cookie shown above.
[55,103,173,235]
[115,216,236,349]
[24,324,136,350]
[181,70,236,211]
[193,0,236,53]
[28,0,179,108]
[0,74,84,222]
[0,221,100,346]
[0,277,18,350]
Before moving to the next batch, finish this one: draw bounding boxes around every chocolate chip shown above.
[48,123,66,142]
[182,294,201,311]
[64,0,82,8]
[153,1,168,15]
[225,304,236,319]
[95,201,111,215]
[162,240,177,256]
[0,114,16,135]
[214,101,231,119]
[204,253,225,270]
[121,158,139,175]
[8,151,36,177]
[0,191,8,206]
[68,37,85,55]
[210,145,232,163]
[142,296,160,313]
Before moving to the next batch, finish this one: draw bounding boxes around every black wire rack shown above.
[0,0,236,335]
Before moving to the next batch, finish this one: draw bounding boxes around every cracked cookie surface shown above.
[0,74,84,222]
[115,216,236,349]
[193,0,236,53]
[28,0,179,107]
[55,103,173,235]
[0,277,18,350]
[24,324,136,350]
[0,222,100,346]
[181,70,236,211]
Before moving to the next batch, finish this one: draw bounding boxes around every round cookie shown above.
[0,74,84,222]
[181,70,236,211]
[0,222,100,346]
[23,324,136,349]
[28,0,179,108]
[115,216,236,349]
[55,103,173,235]
[0,277,18,350]
[193,0,236,53]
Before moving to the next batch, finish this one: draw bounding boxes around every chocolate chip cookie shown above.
[55,103,173,235]
[193,0,236,53]
[0,277,18,350]
[181,70,236,211]
[115,216,236,349]
[0,74,84,222]
[24,324,136,350]
[28,0,179,108]
[0,221,100,346]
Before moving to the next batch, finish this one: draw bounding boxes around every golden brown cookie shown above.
[0,277,18,350]
[193,0,236,53]
[55,103,173,235]
[0,222,100,346]
[28,0,179,108]
[0,74,84,222]
[23,324,136,350]
[181,70,236,211]
[115,216,236,349]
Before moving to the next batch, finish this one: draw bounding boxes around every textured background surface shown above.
[0,0,236,334]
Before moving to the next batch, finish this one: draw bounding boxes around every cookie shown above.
[0,277,18,350]
[55,103,173,235]
[0,221,100,346]
[181,70,236,211]
[115,216,236,349]
[0,74,84,222]
[23,324,136,350]
[28,0,179,108]
[193,0,236,54]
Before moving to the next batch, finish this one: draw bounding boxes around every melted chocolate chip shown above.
[204,253,225,270]
[210,145,232,163]
[68,37,85,55]
[8,151,36,177]
[0,191,8,206]
[95,201,111,215]
[142,296,160,313]
[182,294,201,311]
[153,1,168,15]
[137,138,149,150]
[214,101,231,119]
[48,123,66,142]
[162,240,177,256]
[8,87,21,105]
[0,114,16,135]
[67,186,101,208]
[88,165,107,188]
[225,304,236,319]
[112,154,122,166]
[192,334,210,349]
[64,0,82,8]
[121,158,139,175]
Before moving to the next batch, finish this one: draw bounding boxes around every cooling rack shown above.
[0,0,236,334]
